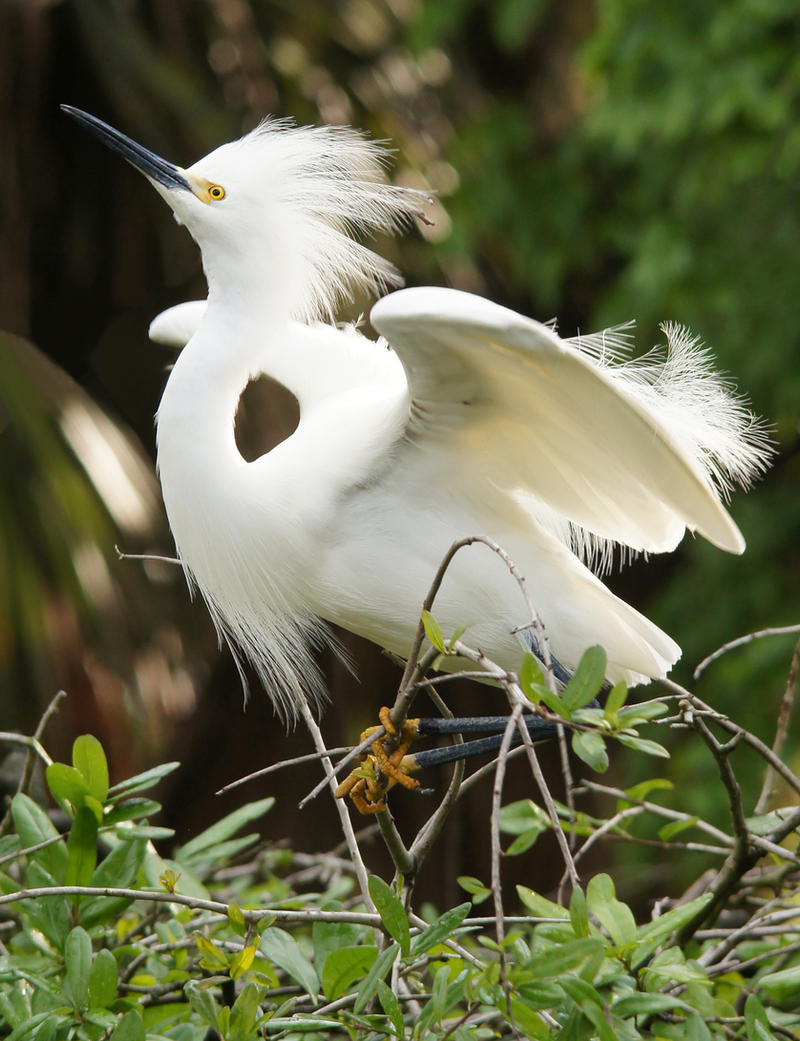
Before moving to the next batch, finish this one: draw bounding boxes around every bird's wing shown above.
[149,301,207,347]
[371,286,744,556]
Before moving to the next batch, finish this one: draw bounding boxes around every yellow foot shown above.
[335,709,421,813]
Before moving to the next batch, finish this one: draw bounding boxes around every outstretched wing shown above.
[371,286,747,557]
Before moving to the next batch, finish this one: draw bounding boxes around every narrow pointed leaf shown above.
[64,926,92,1011]
[88,948,118,1008]
[260,927,319,1000]
[353,943,399,1014]
[368,875,411,956]
[562,645,606,711]
[65,806,98,887]
[421,610,445,652]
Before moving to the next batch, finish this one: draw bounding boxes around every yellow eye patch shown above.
[186,173,227,204]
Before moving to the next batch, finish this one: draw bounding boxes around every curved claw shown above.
[335,709,421,813]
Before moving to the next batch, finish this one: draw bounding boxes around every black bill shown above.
[61,105,191,192]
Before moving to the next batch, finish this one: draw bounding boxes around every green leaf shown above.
[519,653,547,703]
[618,701,669,723]
[586,873,636,947]
[4,1012,54,1041]
[745,807,798,836]
[516,885,569,920]
[88,948,118,1008]
[65,806,98,888]
[107,761,180,798]
[64,926,92,1012]
[560,976,617,1041]
[260,927,319,999]
[634,893,712,962]
[45,763,92,810]
[603,681,628,717]
[658,817,700,841]
[745,994,778,1041]
[353,943,399,1014]
[758,963,800,1004]
[10,793,68,880]
[499,798,550,835]
[216,1005,230,1039]
[101,798,161,826]
[185,982,221,1031]
[429,963,449,1020]
[421,610,445,652]
[368,875,411,956]
[312,917,362,976]
[624,778,673,801]
[572,730,609,772]
[410,902,472,955]
[90,837,146,889]
[687,1011,714,1041]
[457,875,491,904]
[506,829,543,855]
[616,734,670,758]
[376,979,405,1038]
[525,938,607,980]
[562,645,606,711]
[72,735,109,802]
[613,992,687,1017]
[321,945,379,1000]
[569,886,589,938]
[194,934,230,972]
[229,981,265,1041]
[108,1010,144,1041]
[228,901,247,937]
[21,862,71,946]
[78,838,146,928]
[230,944,257,979]
[508,996,551,1039]
[176,797,274,861]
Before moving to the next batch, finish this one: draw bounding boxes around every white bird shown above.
[63,107,771,721]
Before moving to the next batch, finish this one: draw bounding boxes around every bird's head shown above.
[62,106,427,321]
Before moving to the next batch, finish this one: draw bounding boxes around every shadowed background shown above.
[2,0,798,908]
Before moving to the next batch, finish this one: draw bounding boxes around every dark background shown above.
[2,0,798,908]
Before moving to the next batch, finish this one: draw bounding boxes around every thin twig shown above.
[297,699,377,924]
[215,746,351,795]
[694,623,800,678]
[0,692,64,838]
[408,689,465,865]
[754,636,800,814]
[660,680,800,801]
[299,726,389,808]
[115,544,181,566]
[676,705,761,944]
[0,885,380,925]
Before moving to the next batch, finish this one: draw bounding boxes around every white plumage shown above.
[65,108,772,719]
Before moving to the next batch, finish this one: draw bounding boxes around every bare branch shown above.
[694,623,800,678]
[754,635,800,813]
[297,698,377,920]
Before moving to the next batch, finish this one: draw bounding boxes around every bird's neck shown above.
[154,300,283,557]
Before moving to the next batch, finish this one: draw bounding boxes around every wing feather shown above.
[372,286,751,556]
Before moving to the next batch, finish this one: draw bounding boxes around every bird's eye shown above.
[208,184,225,201]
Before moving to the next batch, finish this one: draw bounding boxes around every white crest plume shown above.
[187,118,428,322]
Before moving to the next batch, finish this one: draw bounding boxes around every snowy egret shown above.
[63,106,771,736]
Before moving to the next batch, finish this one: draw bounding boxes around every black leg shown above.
[410,716,559,769]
